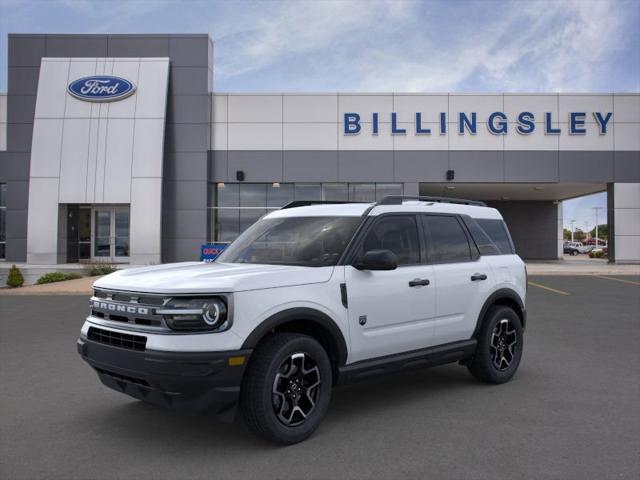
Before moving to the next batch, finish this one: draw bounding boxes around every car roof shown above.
[265,201,503,220]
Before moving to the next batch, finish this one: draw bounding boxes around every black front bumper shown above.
[77,337,251,418]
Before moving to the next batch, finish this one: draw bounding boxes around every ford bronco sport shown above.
[78,196,527,444]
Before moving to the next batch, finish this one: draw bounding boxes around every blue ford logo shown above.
[67,76,136,102]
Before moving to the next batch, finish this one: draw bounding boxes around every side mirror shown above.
[353,249,398,271]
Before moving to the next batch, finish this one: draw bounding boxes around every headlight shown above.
[158,297,229,332]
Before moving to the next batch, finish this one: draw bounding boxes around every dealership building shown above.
[0,33,638,267]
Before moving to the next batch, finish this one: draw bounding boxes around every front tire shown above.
[240,333,332,444]
[467,306,523,384]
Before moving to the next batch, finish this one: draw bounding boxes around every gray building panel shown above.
[169,67,211,95]
[208,151,228,182]
[228,151,284,182]
[163,237,207,262]
[614,151,640,182]
[5,237,27,262]
[163,208,209,239]
[559,151,614,183]
[6,95,36,124]
[163,180,208,211]
[449,151,504,182]
[0,153,30,181]
[504,151,559,182]
[8,35,45,67]
[6,123,33,153]
[169,36,211,67]
[166,94,210,124]
[45,35,109,57]
[165,123,210,153]
[107,35,170,57]
[7,67,40,95]
[338,151,394,182]
[5,180,29,209]
[394,151,449,182]
[283,151,339,182]
[6,208,28,239]
[166,152,209,182]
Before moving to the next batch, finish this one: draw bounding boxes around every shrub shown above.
[6,264,24,288]
[589,250,606,259]
[36,272,82,285]
[86,264,118,276]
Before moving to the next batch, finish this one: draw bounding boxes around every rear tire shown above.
[240,333,332,444]
[467,306,523,384]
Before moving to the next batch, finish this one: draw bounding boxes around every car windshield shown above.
[217,216,363,267]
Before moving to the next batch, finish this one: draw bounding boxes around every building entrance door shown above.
[92,206,130,263]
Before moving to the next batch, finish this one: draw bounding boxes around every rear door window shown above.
[422,215,472,263]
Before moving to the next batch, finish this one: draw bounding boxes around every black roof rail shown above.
[377,195,487,207]
[281,200,367,210]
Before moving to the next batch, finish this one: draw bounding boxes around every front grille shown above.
[88,327,147,351]
[90,288,167,330]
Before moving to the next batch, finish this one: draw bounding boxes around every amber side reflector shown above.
[228,356,245,367]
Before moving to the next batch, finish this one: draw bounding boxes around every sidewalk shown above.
[526,256,640,276]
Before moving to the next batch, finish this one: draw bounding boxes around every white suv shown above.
[78,196,527,444]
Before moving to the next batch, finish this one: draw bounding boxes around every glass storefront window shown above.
[267,183,294,208]
[349,183,376,202]
[208,182,403,243]
[323,183,348,201]
[294,184,322,201]
[375,183,403,201]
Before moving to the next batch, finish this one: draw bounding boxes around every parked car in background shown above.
[564,242,583,255]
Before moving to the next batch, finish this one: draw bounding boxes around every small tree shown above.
[6,264,24,288]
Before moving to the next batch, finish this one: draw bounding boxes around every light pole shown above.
[592,206,603,248]
[570,219,576,242]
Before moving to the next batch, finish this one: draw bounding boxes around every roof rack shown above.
[281,200,367,210]
[377,195,487,207]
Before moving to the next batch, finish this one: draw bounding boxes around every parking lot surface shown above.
[1,275,639,480]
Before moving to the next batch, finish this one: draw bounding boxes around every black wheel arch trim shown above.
[472,288,526,338]
[241,307,349,367]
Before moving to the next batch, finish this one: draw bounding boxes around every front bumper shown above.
[77,336,252,419]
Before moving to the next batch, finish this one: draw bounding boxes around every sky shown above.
[1,0,638,226]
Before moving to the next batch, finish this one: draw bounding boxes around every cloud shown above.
[212,0,638,92]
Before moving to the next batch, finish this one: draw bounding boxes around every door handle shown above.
[409,278,430,287]
[471,273,487,281]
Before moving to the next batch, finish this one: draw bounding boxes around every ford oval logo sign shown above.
[67,76,136,102]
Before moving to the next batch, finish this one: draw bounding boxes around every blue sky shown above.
[1,0,638,226]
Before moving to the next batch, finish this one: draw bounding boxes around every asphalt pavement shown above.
[1,275,639,480]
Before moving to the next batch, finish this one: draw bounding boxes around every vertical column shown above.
[557,201,564,260]
[609,183,640,263]
[162,35,212,262]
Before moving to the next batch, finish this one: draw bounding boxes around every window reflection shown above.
[209,182,403,243]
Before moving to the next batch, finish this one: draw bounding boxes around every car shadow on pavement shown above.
[78,364,480,450]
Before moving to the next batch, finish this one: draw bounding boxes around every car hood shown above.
[93,262,335,294]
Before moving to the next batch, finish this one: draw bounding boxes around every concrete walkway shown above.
[526,256,640,276]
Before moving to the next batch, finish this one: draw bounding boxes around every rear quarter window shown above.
[475,219,515,255]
